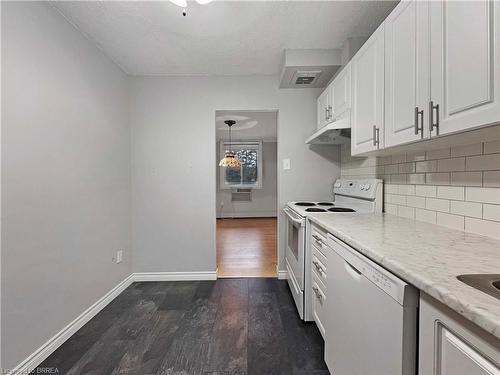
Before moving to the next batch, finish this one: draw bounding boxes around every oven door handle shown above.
[283,207,305,226]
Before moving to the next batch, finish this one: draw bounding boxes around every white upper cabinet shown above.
[351,23,385,155]
[385,0,430,147]
[429,0,500,136]
[330,64,351,120]
[317,88,330,130]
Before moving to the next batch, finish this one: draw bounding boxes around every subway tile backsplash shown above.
[341,141,500,239]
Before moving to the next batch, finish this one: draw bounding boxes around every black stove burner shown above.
[317,202,335,206]
[305,208,327,212]
[295,202,316,206]
[328,207,356,212]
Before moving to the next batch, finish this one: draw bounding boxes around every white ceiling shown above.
[216,111,277,141]
[52,1,397,76]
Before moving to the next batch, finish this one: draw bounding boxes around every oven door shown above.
[283,207,306,317]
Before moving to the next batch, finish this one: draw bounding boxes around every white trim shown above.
[10,271,218,374]
[217,212,277,219]
[133,271,217,282]
[10,274,135,375]
[278,269,288,280]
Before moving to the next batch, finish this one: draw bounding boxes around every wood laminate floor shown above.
[36,279,329,375]
[217,218,277,278]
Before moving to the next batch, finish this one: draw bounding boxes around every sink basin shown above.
[457,274,500,300]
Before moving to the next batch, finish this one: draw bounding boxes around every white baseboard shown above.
[10,274,135,375]
[11,270,217,374]
[277,269,287,280]
[132,271,217,282]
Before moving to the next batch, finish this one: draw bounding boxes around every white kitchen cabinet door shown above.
[351,23,385,155]
[385,0,430,147]
[429,0,500,137]
[317,88,330,130]
[419,293,500,375]
[330,63,351,120]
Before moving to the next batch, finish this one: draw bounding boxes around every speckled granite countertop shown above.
[307,212,500,340]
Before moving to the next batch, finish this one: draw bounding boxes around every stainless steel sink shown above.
[457,274,500,300]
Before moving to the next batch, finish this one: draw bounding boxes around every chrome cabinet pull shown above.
[325,107,328,121]
[313,260,325,275]
[429,101,439,135]
[312,234,323,246]
[327,105,333,120]
[414,106,424,138]
[373,125,380,147]
[312,286,323,301]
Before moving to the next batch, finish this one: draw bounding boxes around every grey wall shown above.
[1,2,131,368]
[130,76,341,274]
[217,141,278,218]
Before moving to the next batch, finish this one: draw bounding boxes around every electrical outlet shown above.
[283,158,291,170]
[116,250,123,264]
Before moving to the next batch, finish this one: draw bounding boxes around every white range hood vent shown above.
[279,49,342,89]
[306,115,351,145]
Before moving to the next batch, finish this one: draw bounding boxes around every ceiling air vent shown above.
[292,71,322,86]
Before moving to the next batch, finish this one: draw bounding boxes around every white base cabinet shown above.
[419,293,500,375]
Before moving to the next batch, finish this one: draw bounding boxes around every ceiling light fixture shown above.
[219,120,241,168]
[169,0,213,17]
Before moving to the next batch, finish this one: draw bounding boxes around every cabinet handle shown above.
[429,101,439,135]
[414,106,424,138]
[312,286,323,301]
[325,107,328,121]
[313,260,325,275]
[328,105,333,120]
[373,125,380,147]
[312,234,323,246]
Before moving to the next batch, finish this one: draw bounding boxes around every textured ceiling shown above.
[216,111,278,141]
[52,1,397,76]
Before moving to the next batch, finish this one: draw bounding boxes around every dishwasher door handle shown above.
[344,260,362,281]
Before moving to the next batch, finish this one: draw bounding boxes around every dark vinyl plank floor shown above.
[35,279,329,375]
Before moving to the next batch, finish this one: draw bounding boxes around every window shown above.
[220,141,263,189]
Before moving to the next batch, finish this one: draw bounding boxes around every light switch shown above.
[283,158,291,170]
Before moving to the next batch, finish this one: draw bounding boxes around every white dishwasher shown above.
[325,234,419,375]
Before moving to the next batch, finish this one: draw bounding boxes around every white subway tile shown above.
[406,196,426,208]
[385,184,399,194]
[415,209,437,224]
[426,198,450,212]
[451,143,482,157]
[483,204,500,222]
[416,160,437,173]
[450,172,482,187]
[391,174,407,184]
[466,187,500,204]
[450,201,482,218]
[483,140,500,154]
[407,174,426,184]
[465,218,500,239]
[437,212,465,231]
[398,206,415,219]
[398,184,415,195]
[415,185,437,197]
[392,195,407,205]
[426,173,450,185]
[437,186,464,200]
[391,154,406,164]
[437,157,465,172]
[399,162,415,174]
[426,148,450,160]
[466,154,500,171]
[483,171,500,187]
[406,152,426,162]
[384,164,399,174]
[384,203,398,215]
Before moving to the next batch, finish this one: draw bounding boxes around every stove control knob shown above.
[334,182,341,188]
[360,184,365,190]
[365,184,371,190]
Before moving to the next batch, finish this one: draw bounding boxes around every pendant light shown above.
[219,120,241,168]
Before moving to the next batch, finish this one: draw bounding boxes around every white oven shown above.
[283,206,306,319]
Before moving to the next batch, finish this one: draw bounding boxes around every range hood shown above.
[305,114,351,145]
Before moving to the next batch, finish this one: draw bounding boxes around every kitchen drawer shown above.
[311,224,328,257]
[312,252,327,288]
[312,274,327,338]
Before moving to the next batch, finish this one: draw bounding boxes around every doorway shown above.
[215,110,278,278]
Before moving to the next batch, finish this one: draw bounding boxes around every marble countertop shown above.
[307,212,500,340]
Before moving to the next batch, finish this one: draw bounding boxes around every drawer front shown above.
[312,252,327,288]
[311,225,328,257]
[312,274,327,338]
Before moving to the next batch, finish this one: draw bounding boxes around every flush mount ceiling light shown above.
[219,120,241,168]
[169,0,213,16]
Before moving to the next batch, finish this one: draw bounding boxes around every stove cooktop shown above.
[305,208,328,212]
